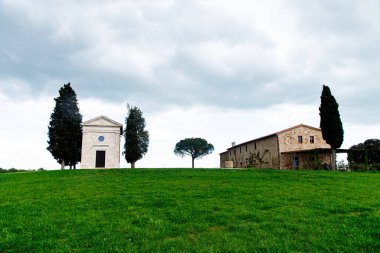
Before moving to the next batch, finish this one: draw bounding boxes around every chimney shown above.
[231,142,236,147]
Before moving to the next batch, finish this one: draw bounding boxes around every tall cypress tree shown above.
[123,105,149,168]
[319,85,344,170]
[47,83,82,170]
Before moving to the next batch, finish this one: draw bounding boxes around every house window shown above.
[310,136,315,144]
[298,136,303,143]
[240,147,241,153]
[254,143,257,150]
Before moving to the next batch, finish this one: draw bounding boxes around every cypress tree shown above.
[123,105,149,168]
[47,83,82,169]
[319,85,344,170]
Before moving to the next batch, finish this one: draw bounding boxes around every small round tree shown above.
[174,138,214,168]
[319,85,344,170]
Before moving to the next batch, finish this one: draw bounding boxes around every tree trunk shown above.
[74,164,76,170]
[331,148,336,170]
[131,162,135,169]
[192,157,194,168]
[61,160,65,170]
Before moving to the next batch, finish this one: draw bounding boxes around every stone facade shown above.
[220,124,332,169]
[81,116,123,169]
[277,125,331,169]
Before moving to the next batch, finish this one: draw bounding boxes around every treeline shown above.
[0,168,45,173]
[348,139,380,171]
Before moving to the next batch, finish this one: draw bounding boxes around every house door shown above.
[95,151,106,168]
[293,156,299,169]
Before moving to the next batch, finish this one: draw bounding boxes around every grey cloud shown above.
[0,0,379,124]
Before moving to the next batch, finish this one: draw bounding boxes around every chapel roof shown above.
[83,115,122,127]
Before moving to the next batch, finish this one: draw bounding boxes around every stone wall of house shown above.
[277,125,330,153]
[280,152,331,170]
[224,135,280,169]
[277,125,331,169]
[219,151,229,168]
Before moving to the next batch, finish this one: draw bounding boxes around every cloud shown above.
[0,0,379,125]
[0,95,56,169]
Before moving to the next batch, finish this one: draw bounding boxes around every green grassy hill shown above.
[0,169,379,252]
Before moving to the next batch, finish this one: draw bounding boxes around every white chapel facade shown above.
[81,116,123,169]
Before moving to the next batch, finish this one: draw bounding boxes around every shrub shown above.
[372,163,380,171]
[350,162,380,171]
[303,161,329,170]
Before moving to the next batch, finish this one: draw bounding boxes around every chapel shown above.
[80,116,123,169]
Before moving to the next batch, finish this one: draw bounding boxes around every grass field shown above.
[0,169,379,252]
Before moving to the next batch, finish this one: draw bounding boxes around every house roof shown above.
[275,124,321,134]
[226,124,322,151]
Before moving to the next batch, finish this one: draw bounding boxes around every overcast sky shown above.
[0,0,379,170]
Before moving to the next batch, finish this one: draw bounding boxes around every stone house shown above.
[220,124,332,169]
[81,116,123,169]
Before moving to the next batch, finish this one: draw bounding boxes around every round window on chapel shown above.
[98,136,105,142]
